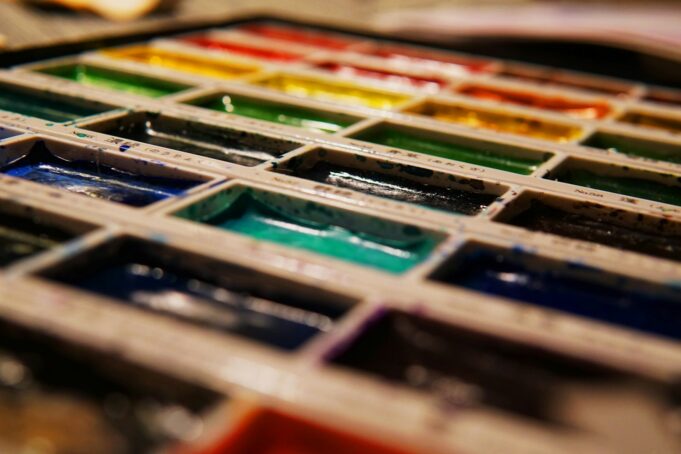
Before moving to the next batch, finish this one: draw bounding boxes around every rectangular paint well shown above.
[253,74,411,109]
[644,89,681,108]
[548,161,681,207]
[429,245,681,340]
[174,187,441,274]
[181,36,303,62]
[501,197,681,262]
[236,23,358,50]
[406,101,582,143]
[457,85,611,119]
[498,67,633,96]
[618,111,681,135]
[273,149,501,215]
[313,62,446,91]
[361,45,493,75]
[196,408,414,454]
[36,64,191,98]
[186,93,358,134]
[0,84,111,122]
[0,319,218,454]
[1,141,200,207]
[41,238,352,350]
[83,112,301,166]
[0,211,77,267]
[332,311,666,423]
[582,132,681,164]
[103,46,259,80]
[352,124,549,174]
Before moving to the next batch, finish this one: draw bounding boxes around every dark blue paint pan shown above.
[38,237,356,350]
[429,243,681,341]
[0,139,207,207]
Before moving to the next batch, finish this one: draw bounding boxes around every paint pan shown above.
[80,112,302,167]
[457,84,611,119]
[331,310,676,423]
[103,46,260,80]
[582,131,681,165]
[235,23,358,50]
[0,201,93,267]
[496,192,681,262]
[313,62,446,91]
[405,101,582,143]
[173,186,442,274]
[180,36,304,62]
[184,92,360,134]
[0,139,204,207]
[618,111,681,135]
[429,243,681,340]
[359,44,494,75]
[0,126,20,140]
[39,237,354,350]
[351,123,551,174]
[0,82,113,122]
[498,66,634,97]
[195,408,415,454]
[271,148,505,215]
[253,74,411,109]
[644,88,681,108]
[36,63,192,98]
[0,319,219,454]
[547,157,681,207]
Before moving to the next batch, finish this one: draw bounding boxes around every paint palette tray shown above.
[1,16,681,454]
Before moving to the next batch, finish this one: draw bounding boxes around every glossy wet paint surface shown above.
[282,158,497,215]
[189,93,355,134]
[353,125,546,174]
[0,86,110,122]
[2,142,198,206]
[176,189,439,274]
[430,248,681,340]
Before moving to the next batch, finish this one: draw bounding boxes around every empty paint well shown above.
[82,112,301,166]
[429,244,681,340]
[0,139,203,207]
[40,237,353,350]
[457,84,611,119]
[254,74,411,109]
[332,310,671,423]
[618,111,681,135]
[185,92,359,134]
[498,193,681,262]
[0,203,92,267]
[0,319,218,454]
[406,101,582,143]
[313,62,446,91]
[352,123,550,174]
[173,186,442,274]
[181,36,304,62]
[36,63,191,98]
[272,148,504,215]
[582,131,681,165]
[547,158,681,207]
[0,83,112,122]
[103,46,260,80]
[196,408,414,454]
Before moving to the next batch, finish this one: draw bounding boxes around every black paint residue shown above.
[285,160,496,215]
[506,200,681,262]
[332,311,672,425]
[87,113,300,166]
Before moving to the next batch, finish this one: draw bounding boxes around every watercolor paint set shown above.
[0,17,681,454]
